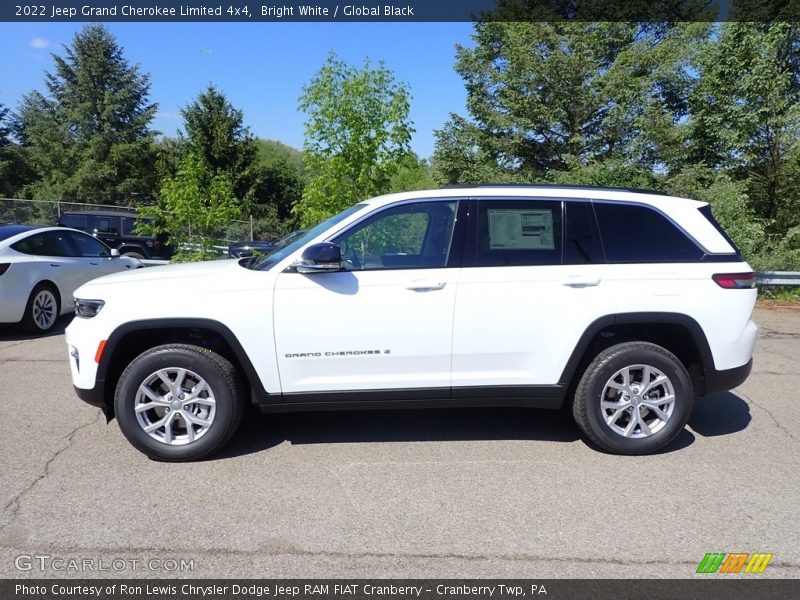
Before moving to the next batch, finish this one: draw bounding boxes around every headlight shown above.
[74,298,105,318]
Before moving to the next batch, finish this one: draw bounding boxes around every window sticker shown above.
[487,209,554,250]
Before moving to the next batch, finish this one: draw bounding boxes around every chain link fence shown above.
[0,197,255,242]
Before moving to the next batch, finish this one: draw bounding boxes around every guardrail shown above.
[757,271,800,286]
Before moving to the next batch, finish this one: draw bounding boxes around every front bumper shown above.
[702,358,753,396]
[74,382,112,419]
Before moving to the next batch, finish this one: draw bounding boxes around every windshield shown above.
[247,203,367,271]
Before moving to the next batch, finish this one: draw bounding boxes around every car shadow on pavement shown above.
[688,391,751,437]
[0,315,72,341]
[216,407,582,459]
[217,391,752,460]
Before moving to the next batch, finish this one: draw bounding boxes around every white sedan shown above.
[0,225,142,333]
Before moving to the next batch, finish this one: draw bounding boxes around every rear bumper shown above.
[701,359,752,396]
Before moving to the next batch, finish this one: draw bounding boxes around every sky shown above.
[0,22,475,158]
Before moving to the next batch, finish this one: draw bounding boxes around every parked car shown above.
[228,230,307,259]
[66,185,757,461]
[56,210,173,260]
[0,225,142,333]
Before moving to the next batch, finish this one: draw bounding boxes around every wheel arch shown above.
[96,318,271,419]
[558,313,715,398]
[30,279,65,315]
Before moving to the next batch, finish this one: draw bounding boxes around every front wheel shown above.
[114,344,245,461]
[572,342,693,455]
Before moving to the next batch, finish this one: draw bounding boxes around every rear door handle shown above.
[90,262,99,266]
[561,276,601,288]
[405,280,446,291]
[49,263,60,267]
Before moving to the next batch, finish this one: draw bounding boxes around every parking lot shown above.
[1,306,798,579]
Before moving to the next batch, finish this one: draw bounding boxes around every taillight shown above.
[712,272,756,289]
[0,263,10,276]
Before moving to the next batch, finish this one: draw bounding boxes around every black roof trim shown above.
[440,183,670,196]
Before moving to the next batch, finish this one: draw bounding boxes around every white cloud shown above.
[30,38,49,49]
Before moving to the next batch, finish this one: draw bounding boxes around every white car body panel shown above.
[65,187,756,405]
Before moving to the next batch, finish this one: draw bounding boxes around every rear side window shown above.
[473,200,563,267]
[122,216,151,236]
[93,216,120,234]
[594,203,704,263]
[565,201,603,264]
[12,231,76,257]
[60,214,89,231]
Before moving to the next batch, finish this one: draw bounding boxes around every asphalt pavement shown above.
[1,307,798,578]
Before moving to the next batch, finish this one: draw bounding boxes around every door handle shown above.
[49,263,60,267]
[405,280,446,291]
[561,276,601,288]
[90,262,99,266]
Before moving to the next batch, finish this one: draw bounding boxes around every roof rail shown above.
[440,183,670,196]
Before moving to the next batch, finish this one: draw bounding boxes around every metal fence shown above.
[0,197,254,241]
[757,272,800,287]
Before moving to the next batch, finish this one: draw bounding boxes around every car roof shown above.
[0,224,44,241]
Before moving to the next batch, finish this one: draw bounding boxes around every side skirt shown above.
[256,385,566,413]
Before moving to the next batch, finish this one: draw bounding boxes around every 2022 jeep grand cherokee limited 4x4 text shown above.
[65,185,757,461]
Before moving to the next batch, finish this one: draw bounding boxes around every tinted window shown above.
[565,201,603,264]
[594,202,704,263]
[67,231,110,257]
[12,231,76,257]
[473,199,562,267]
[93,216,120,234]
[60,214,89,231]
[122,216,151,236]
[333,201,457,270]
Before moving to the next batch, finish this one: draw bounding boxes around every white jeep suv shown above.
[65,185,757,460]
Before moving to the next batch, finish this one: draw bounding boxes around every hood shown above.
[75,259,248,295]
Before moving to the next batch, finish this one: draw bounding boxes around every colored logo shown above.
[696,552,773,574]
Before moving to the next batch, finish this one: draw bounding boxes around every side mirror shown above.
[293,242,341,274]
[110,248,120,258]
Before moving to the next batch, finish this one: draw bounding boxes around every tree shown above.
[181,85,258,206]
[295,53,414,226]
[432,22,708,184]
[139,154,241,261]
[253,138,304,221]
[16,25,157,204]
[0,102,35,202]
[689,22,800,229]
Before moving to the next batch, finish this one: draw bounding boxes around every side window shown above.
[564,201,603,264]
[93,216,119,235]
[474,199,563,267]
[333,201,457,270]
[12,231,76,257]
[594,203,704,263]
[67,231,110,257]
[60,214,89,231]
[122,216,149,236]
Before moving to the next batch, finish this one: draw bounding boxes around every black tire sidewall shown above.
[581,346,692,454]
[115,347,236,461]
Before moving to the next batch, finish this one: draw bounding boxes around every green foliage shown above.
[295,53,414,227]
[0,103,36,200]
[432,22,708,184]
[15,25,157,205]
[253,138,304,222]
[139,154,241,261]
[181,85,258,206]
[389,155,436,193]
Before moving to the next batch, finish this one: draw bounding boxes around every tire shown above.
[21,283,61,333]
[572,342,693,455]
[114,344,245,461]
[122,251,145,259]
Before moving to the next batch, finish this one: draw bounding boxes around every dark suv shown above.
[56,210,172,260]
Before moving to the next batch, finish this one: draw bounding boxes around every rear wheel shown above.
[572,342,693,455]
[115,344,245,461]
[21,283,60,333]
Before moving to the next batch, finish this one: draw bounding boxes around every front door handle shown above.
[561,276,601,288]
[405,280,446,291]
[90,262,99,266]
[50,263,60,267]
